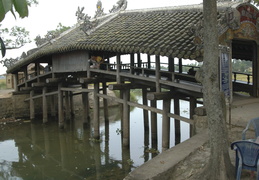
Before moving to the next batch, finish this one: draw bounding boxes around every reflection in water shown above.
[0,98,191,179]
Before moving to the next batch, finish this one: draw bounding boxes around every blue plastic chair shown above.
[242,117,259,140]
[231,140,259,180]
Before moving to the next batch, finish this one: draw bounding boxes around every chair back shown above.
[242,117,259,140]
[231,141,259,168]
[251,117,259,137]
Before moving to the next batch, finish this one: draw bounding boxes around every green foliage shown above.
[0,0,37,57]
[1,25,31,49]
[47,23,71,35]
[232,59,252,73]
[0,0,29,22]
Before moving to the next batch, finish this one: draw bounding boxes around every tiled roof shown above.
[7,1,243,73]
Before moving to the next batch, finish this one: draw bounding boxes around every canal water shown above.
[0,97,192,180]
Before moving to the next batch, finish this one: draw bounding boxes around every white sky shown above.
[0,0,203,74]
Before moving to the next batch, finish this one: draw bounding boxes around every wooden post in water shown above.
[122,89,130,147]
[58,83,64,129]
[151,99,158,151]
[30,90,35,120]
[93,82,100,139]
[42,86,48,123]
[50,95,56,117]
[70,92,74,118]
[82,84,90,125]
[142,88,149,131]
[102,81,109,122]
[174,97,181,145]
[162,99,171,151]
[65,91,70,121]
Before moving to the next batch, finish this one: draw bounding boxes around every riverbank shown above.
[125,93,258,180]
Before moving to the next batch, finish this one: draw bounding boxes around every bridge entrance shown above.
[232,40,258,97]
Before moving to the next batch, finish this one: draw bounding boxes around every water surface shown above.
[0,98,191,179]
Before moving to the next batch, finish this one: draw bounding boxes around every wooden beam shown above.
[147,91,175,100]
[79,77,100,84]
[32,82,46,87]
[46,78,64,84]
[108,83,146,90]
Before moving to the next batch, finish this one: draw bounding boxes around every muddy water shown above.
[0,98,191,180]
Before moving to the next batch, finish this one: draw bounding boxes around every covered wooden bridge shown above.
[6,1,259,150]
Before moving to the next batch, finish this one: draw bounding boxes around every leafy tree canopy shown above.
[0,0,38,57]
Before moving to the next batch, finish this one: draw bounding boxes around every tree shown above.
[192,0,235,179]
[196,0,259,179]
[0,0,38,57]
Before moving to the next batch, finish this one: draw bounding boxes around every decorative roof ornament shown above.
[109,0,127,13]
[94,0,105,18]
[76,6,99,35]
[76,7,86,23]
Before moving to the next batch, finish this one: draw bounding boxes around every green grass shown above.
[0,79,6,89]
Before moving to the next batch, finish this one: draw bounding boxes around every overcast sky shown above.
[0,0,203,74]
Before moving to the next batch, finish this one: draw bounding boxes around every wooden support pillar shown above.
[93,82,100,139]
[50,95,56,117]
[14,73,18,91]
[155,55,161,92]
[30,90,35,120]
[102,82,109,122]
[58,83,64,129]
[42,86,48,123]
[130,53,135,74]
[162,99,171,151]
[189,97,197,136]
[24,68,28,87]
[122,89,130,147]
[174,97,181,145]
[179,58,183,73]
[116,54,121,83]
[65,91,70,121]
[82,84,90,124]
[169,57,175,81]
[137,53,141,68]
[151,99,158,150]
[87,54,91,78]
[36,63,40,82]
[70,92,74,118]
[147,55,151,69]
[142,88,149,131]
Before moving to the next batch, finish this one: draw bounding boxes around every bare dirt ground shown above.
[174,126,255,180]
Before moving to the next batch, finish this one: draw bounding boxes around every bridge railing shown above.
[232,71,252,84]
